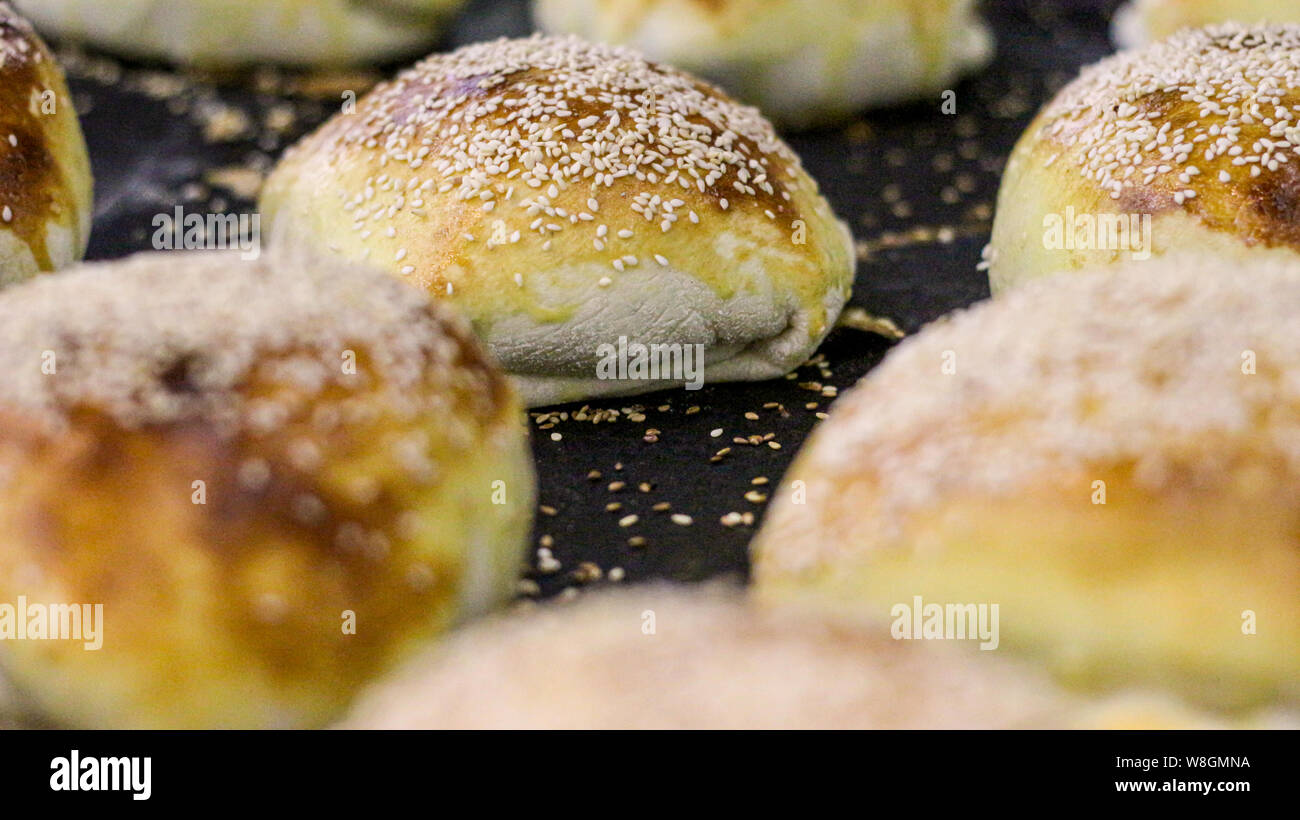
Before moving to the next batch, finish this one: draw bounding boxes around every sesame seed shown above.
[1039,24,1300,218]
[0,253,504,452]
[285,34,802,283]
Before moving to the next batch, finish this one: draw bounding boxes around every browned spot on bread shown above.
[1033,23,1300,253]
[0,7,72,270]
[1247,158,1300,247]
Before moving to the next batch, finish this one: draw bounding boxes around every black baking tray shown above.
[63,0,1126,598]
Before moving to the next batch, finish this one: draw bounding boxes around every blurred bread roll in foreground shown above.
[533,0,993,129]
[988,23,1300,293]
[261,35,854,406]
[1113,0,1300,48]
[12,0,465,67]
[0,1,91,287]
[343,586,1075,730]
[753,254,1300,712]
[0,250,534,729]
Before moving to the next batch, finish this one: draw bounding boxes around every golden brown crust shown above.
[1029,23,1300,252]
[754,254,1300,709]
[0,250,533,728]
[261,34,849,325]
[0,2,84,271]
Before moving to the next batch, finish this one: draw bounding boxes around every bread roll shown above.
[0,250,534,729]
[1113,0,1300,48]
[752,254,1300,712]
[11,0,465,67]
[0,1,91,287]
[260,35,855,407]
[342,586,1076,729]
[987,23,1300,293]
[532,0,993,129]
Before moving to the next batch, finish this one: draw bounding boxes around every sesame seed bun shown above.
[1113,0,1300,49]
[260,35,855,407]
[341,585,1077,729]
[11,0,465,67]
[532,0,993,129]
[988,23,1300,294]
[0,250,535,729]
[0,2,91,287]
[752,254,1300,713]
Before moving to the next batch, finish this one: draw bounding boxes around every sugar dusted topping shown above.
[800,254,1300,539]
[1039,24,1300,222]
[344,587,1067,729]
[297,34,802,261]
[0,250,509,436]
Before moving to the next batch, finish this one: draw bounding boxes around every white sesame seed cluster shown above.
[301,33,803,274]
[1041,23,1300,203]
[0,251,505,437]
[0,2,40,64]
[770,253,1300,554]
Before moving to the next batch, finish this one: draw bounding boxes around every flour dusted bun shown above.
[988,23,1300,294]
[752,254,1300,712]
[12,0,465,67]
[0,2,91,287]
[533,0,993,129]
[261,35,855,407]
[1113,0,1300,49]
[343,586,1076,729]
[0,250,534,729]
